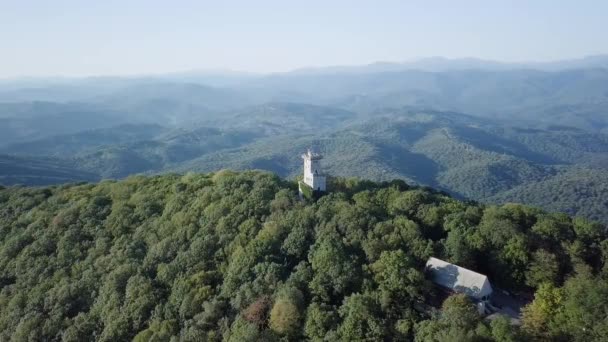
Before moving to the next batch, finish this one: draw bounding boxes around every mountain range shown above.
[1,56,607,223]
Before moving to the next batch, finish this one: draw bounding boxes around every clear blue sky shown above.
[1,0,607,77]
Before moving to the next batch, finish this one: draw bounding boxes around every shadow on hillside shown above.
[250,157,291,177]
[451,126,559,164]
[376,143,440,187]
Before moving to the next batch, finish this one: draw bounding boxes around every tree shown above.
[269,287,304,336]
[553,267,608,341]
[370,249,425,312]
[226,317,278,342]
[304,302,337,341]
[414,294,485,342]
[444,227,476,266]
[132,320,178,342]
[242,296,272,328]
[531,215,574,246]
[389,190,432,217]
[441,294,481,330]
[489,315,519,342]
[337,293,387,341]
[521,283,563,340]
[525,249,560,288]
[495,234,530,289]
[309,238,361,301]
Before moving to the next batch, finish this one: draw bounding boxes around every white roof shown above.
[425,257,493,299]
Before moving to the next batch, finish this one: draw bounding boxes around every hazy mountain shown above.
[123,67,608,134]
[206,102,360,134]
[0,154,98,186]
[2,62,608,130]
[0,77,151,102]
[283,55,608,74]
[158,69,260,87]
[1,124,167,156]
[526,54,608,71]
[238,68,608,131]
[70,126,263,178]
[0,102,130,146]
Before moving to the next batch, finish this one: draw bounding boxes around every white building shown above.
[299,149,326,194]
[425,257,493,301]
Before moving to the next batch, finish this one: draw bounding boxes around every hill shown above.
[93,82,255,125]
[0,102,129,146]
[165,108,608,223]
[0,154,98,186]
[71,127,261,178]
[1,124,166,156]
[487,167,608,223]
[205,102,359,135]
[0,171,606,341]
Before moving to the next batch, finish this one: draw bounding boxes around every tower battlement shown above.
[302,149,323,161]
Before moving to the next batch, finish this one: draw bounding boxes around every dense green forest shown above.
[3,106,608,224]
[1,171,607,341]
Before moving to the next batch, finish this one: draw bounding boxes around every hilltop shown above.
[0,171,606,341]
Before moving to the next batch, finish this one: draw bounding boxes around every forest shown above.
[1,171,607,341]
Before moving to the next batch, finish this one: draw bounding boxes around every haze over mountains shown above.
[1,55,608,223]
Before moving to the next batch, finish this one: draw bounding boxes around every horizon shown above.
[2,54,608,81]
[2,0,608,78]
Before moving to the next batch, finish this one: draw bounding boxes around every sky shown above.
[1,0,607,77]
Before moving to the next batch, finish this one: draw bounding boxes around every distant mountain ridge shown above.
[4,55,606,84]
[287,55,608,74]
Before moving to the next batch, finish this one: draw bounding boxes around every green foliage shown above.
[337,293,387,340]
[525,249,560,288]
[298,181,313,200]
[0,171,606,341]
[521,266,608,341]
[269,287,304,336]
[370,249,426,312]
[309,237,361,301]
[521,283,564,340]
[489,315,519,342]
[489,167,608,224]
[133,319,178,342]
[414,294,484,342]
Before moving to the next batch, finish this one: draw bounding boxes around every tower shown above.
[299,149,326,197]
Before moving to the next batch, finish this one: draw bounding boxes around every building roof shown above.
[425,257,493,299]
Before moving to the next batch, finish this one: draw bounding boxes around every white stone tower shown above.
[299,149,326,195]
